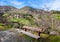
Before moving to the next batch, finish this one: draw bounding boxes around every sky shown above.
[0,0,60,10]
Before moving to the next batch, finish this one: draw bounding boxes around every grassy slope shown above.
[1,12,60,42]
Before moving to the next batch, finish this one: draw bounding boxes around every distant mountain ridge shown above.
[0,6,17,13]
[0,6,60,13]
[0,6,47,13]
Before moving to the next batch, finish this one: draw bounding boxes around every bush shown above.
[0,23,8,30]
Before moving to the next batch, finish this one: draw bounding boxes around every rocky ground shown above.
[0,29,30,42]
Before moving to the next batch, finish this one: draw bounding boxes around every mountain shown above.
[0,6,17,13]
[9,6,60,31]
[0,6,60,32]
[0,6,17,24]
[9,6,47,14]
[19,6,44,14]
[8,6,51,28]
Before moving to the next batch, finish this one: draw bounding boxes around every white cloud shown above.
[51,0,60,10]
[1,0,60,10]
[29,0,60,10]
[43,0,60,10]
[10,1,24,5]
[7,0,26,8]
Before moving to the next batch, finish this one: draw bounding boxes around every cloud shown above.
[50,0,60,10]
[0,0,26,8]
[0,0,60,10]
[10,1,24,5]
[29,0,60,10]
[28,0,48,9]
[42,0,60,10]
[8,0,26,8]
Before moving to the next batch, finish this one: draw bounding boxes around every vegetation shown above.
[52,14,60,20]
[18,33,60,42]
[0,23,8,30]
[0,6,60,42]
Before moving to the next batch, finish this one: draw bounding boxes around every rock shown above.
[0,30,19,42]
[50,31,59,35]
[0,29,31,42]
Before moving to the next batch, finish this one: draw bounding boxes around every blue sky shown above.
[0,0,60,10]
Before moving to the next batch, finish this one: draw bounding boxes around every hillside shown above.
[0,6,17,13]
[0,6,60,34]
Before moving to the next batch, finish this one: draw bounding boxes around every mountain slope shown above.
[7,6,51,28]
[0,6,17,13]
[1,6,60,32]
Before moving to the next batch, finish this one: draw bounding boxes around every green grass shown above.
[9,28,60,42]
[0,23,8,30]
[40,33,49,38]
[40,33,60,42]
[9,17,37,27]
[20,33,60,42]
[49,35,60,42]
[10,18,30,25]
[52,14,60,20]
